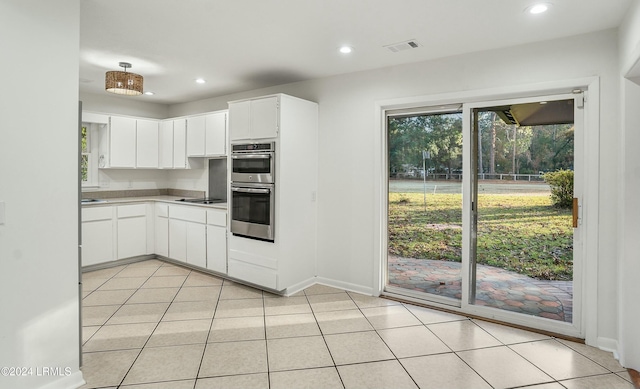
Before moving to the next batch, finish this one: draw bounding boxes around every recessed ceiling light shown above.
[144,91,155,96]
[195,78,206,84]
[339,46,353,54]
[527,3,550,14]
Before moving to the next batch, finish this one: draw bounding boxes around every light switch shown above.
[0,201,5,225]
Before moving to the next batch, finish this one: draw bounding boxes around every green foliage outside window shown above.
[543,169,574,208]
[81,126,88,182]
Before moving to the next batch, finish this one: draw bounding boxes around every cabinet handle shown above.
[572,198,579,228]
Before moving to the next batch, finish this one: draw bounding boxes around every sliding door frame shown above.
[374,77,599,342]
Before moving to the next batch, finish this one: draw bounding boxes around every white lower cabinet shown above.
[186,223,207,268]
[206,209,227,274]
[117,204,147,259]
[155,204,169,257]
[82,201,228,274]
[228,259,277,290]
[168,205,207,267]
[169,219,188,262]
[82,206,115,266]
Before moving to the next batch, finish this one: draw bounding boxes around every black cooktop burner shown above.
[175,198,225,204]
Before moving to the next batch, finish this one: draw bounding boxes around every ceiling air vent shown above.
[384,40,420,53]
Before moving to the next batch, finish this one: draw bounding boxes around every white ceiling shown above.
[80,0,632,105]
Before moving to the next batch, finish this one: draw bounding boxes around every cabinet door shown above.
[136,119,159,168]
[250,96,279,139]
[117,217,147,259]
[205,112,226,156]
[160,120,174,169]
[186,222,207,268]
[173,119,187,168]
[229,101,251,141]
[82,220,114,266]
[169,219,187,262]
[155,216,168,257]
[206,225,226,273]
[187,115,206,156]
[110,116,136,168]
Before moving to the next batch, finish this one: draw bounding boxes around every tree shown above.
[388,113,463,179]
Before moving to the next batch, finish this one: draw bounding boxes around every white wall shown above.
[618,1,640,371]
[165,168,208,192]
[168,29,622,349]
[0,1,84,389]
[95,169,169,192]
[620,0,640,77]
[619,78,640,371]
[80,91,169,119]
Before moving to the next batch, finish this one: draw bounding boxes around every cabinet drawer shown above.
[156,203,169,218]
[117,204,146,218]
[207,209,227,227]
[170,205,206,223]
[82,206,112,222]
[228,259,277,290]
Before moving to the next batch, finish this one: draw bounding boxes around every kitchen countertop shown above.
[81,195,228,210]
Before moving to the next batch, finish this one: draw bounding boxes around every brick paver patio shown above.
[388,255,573,323]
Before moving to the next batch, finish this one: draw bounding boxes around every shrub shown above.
[543,170,574,208]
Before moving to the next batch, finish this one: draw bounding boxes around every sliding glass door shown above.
[386,107,464,307]
[385,93,584,336]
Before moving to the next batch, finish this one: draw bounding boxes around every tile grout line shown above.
[261,290,271,389]
[192,275,225,388]
[112,265,191,388]
[81,264,153,354]
[346,293,422,389]
[303,289,347,389]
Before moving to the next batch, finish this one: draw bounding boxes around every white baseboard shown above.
[283,277,317,296]
[597,336,621,360]
[315,277,374,296]
[37,370,85,389]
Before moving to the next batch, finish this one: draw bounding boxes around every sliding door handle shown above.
[572,198,579,228]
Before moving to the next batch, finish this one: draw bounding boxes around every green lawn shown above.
[388,192,573,280]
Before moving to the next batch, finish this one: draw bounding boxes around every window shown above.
[81,122,100,187]
[81,125,90,183]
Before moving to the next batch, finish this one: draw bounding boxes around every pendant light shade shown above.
[105,62,143,96]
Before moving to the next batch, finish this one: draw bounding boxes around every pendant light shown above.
[105,62,143,96]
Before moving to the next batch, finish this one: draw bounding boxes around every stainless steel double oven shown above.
[230,142,276,242]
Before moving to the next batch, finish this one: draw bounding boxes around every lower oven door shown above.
[230,183,275,242]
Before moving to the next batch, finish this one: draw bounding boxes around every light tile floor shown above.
[81,259,633,389]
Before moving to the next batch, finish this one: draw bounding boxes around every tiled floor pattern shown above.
[388,255,573,322]
[81,259,631,389]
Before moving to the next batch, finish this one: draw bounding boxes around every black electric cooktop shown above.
[175,198,225,205]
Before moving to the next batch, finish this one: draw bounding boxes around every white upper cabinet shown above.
[250,96,279,140]
[159,120,174,169]
[109,116,136,168]
[205,112,226,156]
[160,118,188,169]
[173,118,187,169]
[136,119,159,168]
[229,96,278,141]
[229,101,251,141]
[100,115,160,169]
[186,115,206,156]
[187,111,227,157]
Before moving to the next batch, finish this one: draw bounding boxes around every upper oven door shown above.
[231,151,274,183]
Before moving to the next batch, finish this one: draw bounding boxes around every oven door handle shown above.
[231,187,271,194]
[231,154,271,159]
